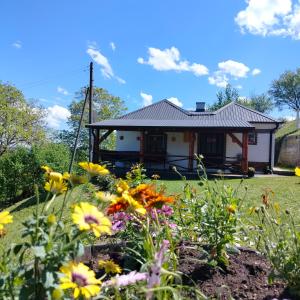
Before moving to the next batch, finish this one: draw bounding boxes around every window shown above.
[248,131,257,145]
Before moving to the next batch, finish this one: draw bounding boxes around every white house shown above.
[87,100,280,174]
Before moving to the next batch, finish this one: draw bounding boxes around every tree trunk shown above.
[297,109,300,129]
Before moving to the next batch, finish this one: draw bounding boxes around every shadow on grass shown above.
[10,192,48,213]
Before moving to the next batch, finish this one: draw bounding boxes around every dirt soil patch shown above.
[177,243,294,300]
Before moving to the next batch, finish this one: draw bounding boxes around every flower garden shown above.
[0,162,300,299]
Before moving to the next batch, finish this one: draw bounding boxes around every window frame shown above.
[248,131,257,145]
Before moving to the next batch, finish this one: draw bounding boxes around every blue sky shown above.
[1,0,300,128]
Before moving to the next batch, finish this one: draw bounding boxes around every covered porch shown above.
[88,125,251,175]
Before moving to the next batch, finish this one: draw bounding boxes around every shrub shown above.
[247,167,255,177]
[0,143,71,205]
[0,147,38,204]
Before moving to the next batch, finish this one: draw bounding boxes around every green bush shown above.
[0,143,71,205]
[0,147,38,204]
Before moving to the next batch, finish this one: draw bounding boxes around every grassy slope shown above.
[276,120,300,139]
[1,186,88,249]
[275,120,300,167]
[2,176,300,247]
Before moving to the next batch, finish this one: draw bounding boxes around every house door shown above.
[145,134,167,154]
[198,133,225,166]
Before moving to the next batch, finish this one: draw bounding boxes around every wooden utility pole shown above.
[89,62,94,162]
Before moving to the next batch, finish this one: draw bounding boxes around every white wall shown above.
[225,128,272,163]
[248,133,270,162]
[226,133,243,159]
[166,131,197,170]
[116,131,140,151]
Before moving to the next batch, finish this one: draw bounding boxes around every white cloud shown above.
[208,71,229,88]
[57,86,69,95]
[235,85,243,89]
[116,77,126,84]
[110,42,116,51]
[208,60,259,87]
[218,60,250,78]
[168,97,183,107]
[138,46,209,76]
[140,92,153,107]
[235,0,300,40]
[45,105,71,129]
[252,68,261,76]
[12,41,22,49]
[87,45,125,84]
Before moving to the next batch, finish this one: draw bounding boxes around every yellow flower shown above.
[49,172,63,182]
[122,191,146,215]
[47,214,57,225]
[72,202,111,237]
[70,174,88,186]
[107,191,146,215]
[116,179,129,194]
[52,287,64,299]
[41,165,53,173]
[63,172,71,180]
[0,211,13,231]
[274,202,280,214]
[95,191,117,203]
[79,162,109,177]
[98,259,122,274]
[295,167,300,177]
[59,262,101,299]
[44,179,68,195]
[63,172,88,186]
[226,204,237,214]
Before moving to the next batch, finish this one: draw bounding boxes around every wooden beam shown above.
[100,129,113,143]
[242,132,248,174]
[139,131,145,164]
[228,133,242,148]
[188,132,195,171]
[92,128,100,163]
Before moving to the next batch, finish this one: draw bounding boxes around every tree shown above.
[269,69,300,129]
[59,86,127,160]
[237,93,274,114]
[209,84,240,111]
[0,82,46,156]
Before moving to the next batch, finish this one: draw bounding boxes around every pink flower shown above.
[146,240,170,299]
[160,205,173,216]
[103,271,148,287]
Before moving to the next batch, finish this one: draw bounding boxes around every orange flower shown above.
[107,201,129,215]
[130,184,174,209]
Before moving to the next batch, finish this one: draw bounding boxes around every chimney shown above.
[196,102,205,112]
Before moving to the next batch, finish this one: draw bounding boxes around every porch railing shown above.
[100,150,242,172]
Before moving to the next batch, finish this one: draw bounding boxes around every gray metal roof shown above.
[215,102,278,123]
[89,118,254,128]
[88,99,279,129]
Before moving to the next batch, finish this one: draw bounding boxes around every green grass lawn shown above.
[162,176,300,221]
[2,176,300,248]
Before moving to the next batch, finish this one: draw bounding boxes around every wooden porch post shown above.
[140,131,145,164]
[188,131,195,171]
[92,128,100,163]
[242,131,248,174]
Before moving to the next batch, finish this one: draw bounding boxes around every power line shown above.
[17,65,89,90]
